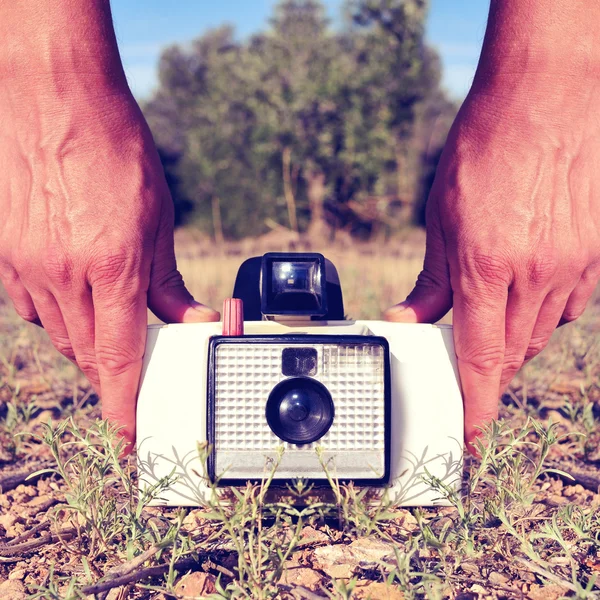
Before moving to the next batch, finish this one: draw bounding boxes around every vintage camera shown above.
[137,253,463,506]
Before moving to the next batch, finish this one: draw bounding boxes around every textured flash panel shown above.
[214,343,385,452]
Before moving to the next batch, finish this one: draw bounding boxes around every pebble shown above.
[282,567,323,590]
[488,571,509,586]
[354,581,404,599]
[0,580,26,600]
[174,572,216,597]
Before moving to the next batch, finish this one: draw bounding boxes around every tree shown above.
[143,0,456,241]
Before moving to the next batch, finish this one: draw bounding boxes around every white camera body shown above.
[137,318,464,507]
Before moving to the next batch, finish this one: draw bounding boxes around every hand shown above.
[386,81,600,451]
[0,84,219,447]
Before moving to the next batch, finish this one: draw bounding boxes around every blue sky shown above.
[112,0,489,101]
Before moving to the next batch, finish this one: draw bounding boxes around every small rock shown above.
[469,583,488,594]
[460,562,480,576]
[527,583,570,600]
[354,582,404,599]
[545,494,568,507]
[182,509,206,531]
[174,572,216,597]
[394,510,419,532]
[282,567,322,591]
[563,484,585,498]
[349,537,396,564]
[312,537,395,580]
[13,485,36,503]
[488,571,509,586]
[298,525,329,547]
[106,588,126,600]
[26,494,54,508]
[0,514,17,532]
[8,569,25,581]
[0,580,26,600]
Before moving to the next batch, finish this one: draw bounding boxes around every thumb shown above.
[148,211,220,324]
[384,200,452,324]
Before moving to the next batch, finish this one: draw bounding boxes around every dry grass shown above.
[1,236,599,599]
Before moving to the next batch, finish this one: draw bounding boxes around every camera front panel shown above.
[207,335,390,485]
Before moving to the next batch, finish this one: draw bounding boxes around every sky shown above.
[111,0,490,102]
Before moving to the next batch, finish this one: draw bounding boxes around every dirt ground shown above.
[1,243,599,599]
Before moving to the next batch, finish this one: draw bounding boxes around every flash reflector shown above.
[207,335,390,485]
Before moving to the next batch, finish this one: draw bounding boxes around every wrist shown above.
[470,0,600,106]
[0,0,129,97]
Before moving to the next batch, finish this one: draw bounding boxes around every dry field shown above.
[1,237,599,600]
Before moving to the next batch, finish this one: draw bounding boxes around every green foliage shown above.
[143,0,456,240]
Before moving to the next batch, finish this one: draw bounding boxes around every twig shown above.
[0,460,55,492]
[0,527,76,556]
[82,557,202,596]
[103,545,161,579]
[515,556,576,591]
[2,520,50,546]
[547,460,600,492]
[203,558,235,579]
[96,546,162,600]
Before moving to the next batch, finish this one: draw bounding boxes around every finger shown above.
[55,286,100,391]
[452,277,508,454]
[92,265,148,449]
[559,266,599,325]
[385,196,452,323]
[0,266,40,325]
[148,203,219,324]
[27,290,77,363]
[498,287,546,392]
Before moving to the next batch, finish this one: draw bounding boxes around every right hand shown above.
[386,80,600,452]
[0,82,219,447]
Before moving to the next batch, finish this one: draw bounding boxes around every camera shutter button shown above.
[222,298,244,336]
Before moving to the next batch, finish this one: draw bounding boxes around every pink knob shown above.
[222,298,244,336]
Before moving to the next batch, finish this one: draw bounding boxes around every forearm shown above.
[473,0,600,94]
[0,0,128,95]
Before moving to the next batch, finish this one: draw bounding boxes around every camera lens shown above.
[266,378,334,445]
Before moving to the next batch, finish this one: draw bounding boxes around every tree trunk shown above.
[282,147,299,235]
[306,170,330,241]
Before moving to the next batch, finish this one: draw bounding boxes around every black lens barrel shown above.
[266,377,334,445]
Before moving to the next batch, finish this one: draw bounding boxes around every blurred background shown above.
[112,0,487,247]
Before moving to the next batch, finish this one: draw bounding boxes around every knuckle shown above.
[51,337,76,361]
[457,343,504,376]
[89,249,137,287]
[501,356,524,376]
[525,255,557,289]
[96,344,142,377]
[525,338,548,361]
[77,355,99,377]
[462,249,511,288]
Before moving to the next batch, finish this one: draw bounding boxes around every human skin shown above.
[387,0,600,452]
[0,0,219,449]
[1,1,599,454]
